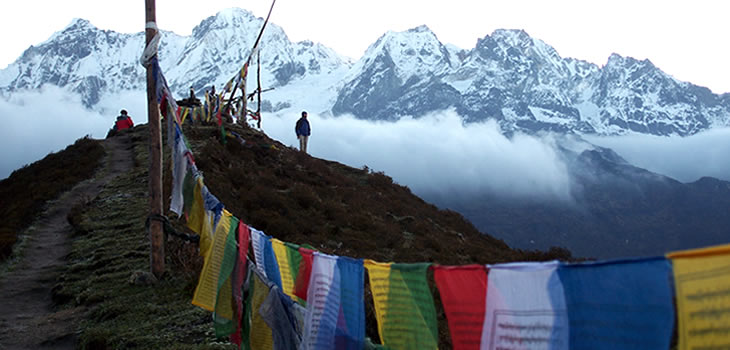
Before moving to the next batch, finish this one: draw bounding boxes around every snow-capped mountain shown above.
[0,8,350,109]
[1,8,728,136]
[335,27,730,135]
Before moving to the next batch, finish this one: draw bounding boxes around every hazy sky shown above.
[0,0,728,94]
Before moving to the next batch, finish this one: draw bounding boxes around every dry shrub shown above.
[291,183,319,209]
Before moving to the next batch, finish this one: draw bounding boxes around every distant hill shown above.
[427,146,730,259]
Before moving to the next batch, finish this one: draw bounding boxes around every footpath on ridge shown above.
[0,134,134,349]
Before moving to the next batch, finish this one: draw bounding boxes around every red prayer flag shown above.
[293,247,315,301]
[230,222,250,347]
[433,264,488,350]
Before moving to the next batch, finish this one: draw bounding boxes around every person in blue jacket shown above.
[295,111,311,153]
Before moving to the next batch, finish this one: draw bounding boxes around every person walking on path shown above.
[295,111,311,153]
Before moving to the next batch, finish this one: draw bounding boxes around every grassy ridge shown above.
[0,136,105,260]
[53,123,571,348]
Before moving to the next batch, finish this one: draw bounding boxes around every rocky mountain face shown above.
[1,8,728,136]
[0,8,349,107]
[335,28,730,136]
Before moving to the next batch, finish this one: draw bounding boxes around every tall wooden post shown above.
[145,0,164,279]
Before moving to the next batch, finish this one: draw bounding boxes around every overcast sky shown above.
[0,0,728,94]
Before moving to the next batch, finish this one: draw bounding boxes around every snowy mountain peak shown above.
[65,18,95,31]
[407,25,433,34]
[490,29,533,47]
[359,25,451,81]
[1,8,728,136]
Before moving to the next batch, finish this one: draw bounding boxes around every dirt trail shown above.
[0,134,134,350]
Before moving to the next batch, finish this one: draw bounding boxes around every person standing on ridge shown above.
[295,111,311,153]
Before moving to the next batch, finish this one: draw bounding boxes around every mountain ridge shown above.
[1,7,728,136]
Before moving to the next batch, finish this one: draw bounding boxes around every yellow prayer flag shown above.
[670,244,730,350]
[250,272,274,350]
[271,238,296,299]
[186,177,205,234]
[181,108,190,123]
[198,210,215,259]
[364,259,393,341]
[192,210,233,312]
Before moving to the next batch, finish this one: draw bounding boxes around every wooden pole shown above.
[145,0,164,279]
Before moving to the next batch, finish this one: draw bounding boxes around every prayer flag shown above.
[303,253,365,350]
[263,235,282,290]
[186,176,206,234]
[669,244,730,350]
[181,107,190,123]
[482,261,568,350]
[557,257,674,350]
[250,228,282,289]
[294,247,315,302]
[272,238,296,298]
[251,228,268,277]
[231,222,251,348]
[364,260,438,350]
[433,264,488,350]
[250,270,275,350]
[192,210,238,315]
[170,125,188,216]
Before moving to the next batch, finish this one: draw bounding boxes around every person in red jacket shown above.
[115,109,134,131]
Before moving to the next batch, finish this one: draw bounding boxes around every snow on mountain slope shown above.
[1,8,728,136]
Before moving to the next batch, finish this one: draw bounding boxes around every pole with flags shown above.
[144,0,165,279]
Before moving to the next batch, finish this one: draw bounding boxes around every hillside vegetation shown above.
[9,122,570,348]
[0,137,105,259]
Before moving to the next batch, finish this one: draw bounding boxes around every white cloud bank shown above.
[2,89,729,204]
[585,129,730,183]
[262,110,573,200]
[0,86,146,179]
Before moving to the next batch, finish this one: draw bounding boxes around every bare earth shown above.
[0,135,134,350]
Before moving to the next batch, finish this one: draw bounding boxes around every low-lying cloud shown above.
[0,86,145,179]
[585,129,730,183]
[3,88,729,204]
[262,110,573,200]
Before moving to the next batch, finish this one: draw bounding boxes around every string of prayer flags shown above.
[364,260,438,350]
[668,244,730,350]
[433,265,488,350]
[482,261,568,350]
[192,210,238,315]
[303,253,365,350]
[557,257,674,350]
